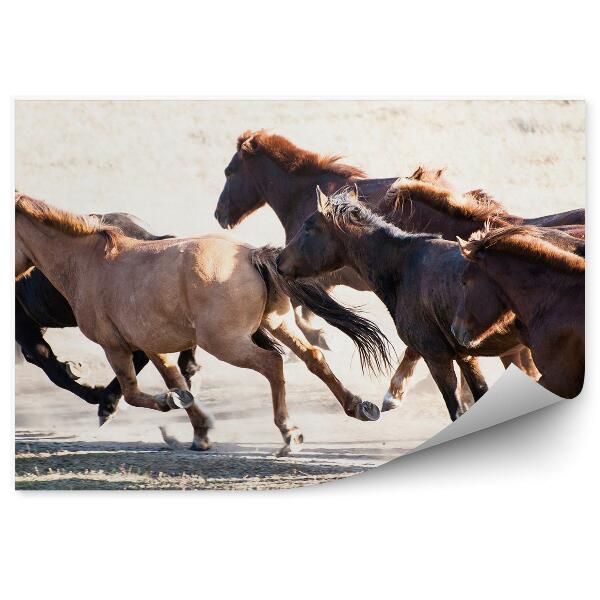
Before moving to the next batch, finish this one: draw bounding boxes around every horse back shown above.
[524,207,585,227]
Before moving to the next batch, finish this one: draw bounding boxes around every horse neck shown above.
[254,159,352,241]
[390,201,486,240]
[16,216,99,299]
[339,226,412,313]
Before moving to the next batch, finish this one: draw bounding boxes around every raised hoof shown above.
[98,412,116,427]
[314,334,331,351]
[304,329,330,351]
[158,389,195,410]
[65,361,88,381]
[354,401,380,422]
[381,391,402,412]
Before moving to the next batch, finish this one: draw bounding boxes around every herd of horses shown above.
[15,130,585,454]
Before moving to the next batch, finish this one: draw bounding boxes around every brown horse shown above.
[15,194,392,454]
[215,129,398,346]
[277,187,537,421]
[453,226,584,398]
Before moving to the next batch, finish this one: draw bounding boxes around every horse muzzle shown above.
[451,320,473,348]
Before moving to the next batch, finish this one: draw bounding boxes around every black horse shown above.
[16,212,200,424]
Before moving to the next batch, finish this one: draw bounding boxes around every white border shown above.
[2,2,598,599]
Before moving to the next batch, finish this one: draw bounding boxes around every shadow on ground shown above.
[15,432,407,490]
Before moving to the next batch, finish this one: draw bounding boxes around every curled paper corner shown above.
[410,365,565,455]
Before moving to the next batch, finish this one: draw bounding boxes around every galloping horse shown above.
[373,175,585,406]
[215,129,397,347]
[16,193,391,453]
[277,188,541,420]
[16,212,199,424]
[216,131,585,407]
[453,226,584,398]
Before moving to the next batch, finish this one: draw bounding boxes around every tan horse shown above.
[15,194,392,454]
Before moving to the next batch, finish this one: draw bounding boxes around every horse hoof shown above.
[98,412,116,427]
[65,361,88,381]
[190,439,211,451]
[315,334,331,351]
[381,391,402,412]
[354,401,380,422]
[163,389,195,410]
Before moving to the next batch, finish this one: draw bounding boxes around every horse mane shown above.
[15,192,123,257]
[237,130,367,178]
[383,176,509,222]
[328,188,440,241]
[465,225,585,275]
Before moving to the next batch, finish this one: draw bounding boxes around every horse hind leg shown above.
[266,317,380,422]
[148,353,213,451]
[382,347,421,411]
[202,332,302,456]
[293,301,330,350]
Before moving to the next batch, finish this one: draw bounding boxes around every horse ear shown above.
[436,168,445,178]
[457,236,475,260]
[316,186,331,214]
[240,134,257,154]
[344,184,359,205]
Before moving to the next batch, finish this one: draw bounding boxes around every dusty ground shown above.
[14,100,585,490]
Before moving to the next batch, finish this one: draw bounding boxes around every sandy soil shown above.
[14,100,585,490]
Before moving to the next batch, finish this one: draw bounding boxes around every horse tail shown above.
[251,327,285,355]
[250,246,394,375]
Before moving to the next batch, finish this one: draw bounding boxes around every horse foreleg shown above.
[16,304,102,405]
[382,347,421,411]
[267,319,380,422]
[423,356,461,421]
[500,347,540,380]
[103,347,192,412]
[97,350,150,425]
[456,355,488,410]
[148,353,213,451]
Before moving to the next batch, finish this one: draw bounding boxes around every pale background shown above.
[14,100,585,489]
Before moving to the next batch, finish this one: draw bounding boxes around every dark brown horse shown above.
[377,175,585,240]
[453,226,584,398]
[374,175,585,405]
[277,187,532,421]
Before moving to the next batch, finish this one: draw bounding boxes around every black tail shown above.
[251,247,395,375]
[251,327,285,355]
